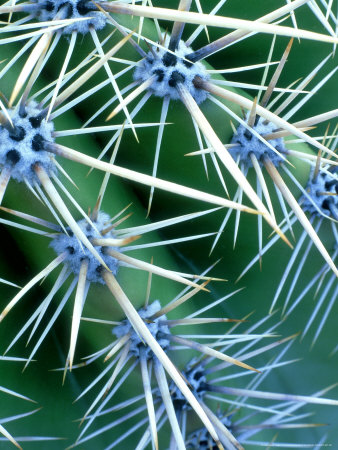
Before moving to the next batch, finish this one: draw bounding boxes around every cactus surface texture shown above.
[0,1,337,449]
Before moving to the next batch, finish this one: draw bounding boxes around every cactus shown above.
[0,1,337,448]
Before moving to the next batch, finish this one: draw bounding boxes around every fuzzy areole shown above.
[230,116,288,168]
[34,0,107,34]
[0,101,55,184]
[134,39,210,103]
[170,359,207,411]
[302,166,338,218]
[50,211,120,283]
[187,414,233,449]
[112,300,170,359]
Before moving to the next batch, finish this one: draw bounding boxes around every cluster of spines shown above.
[0,0,337,448]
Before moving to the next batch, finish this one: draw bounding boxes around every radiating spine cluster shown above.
[33,0,107,34]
